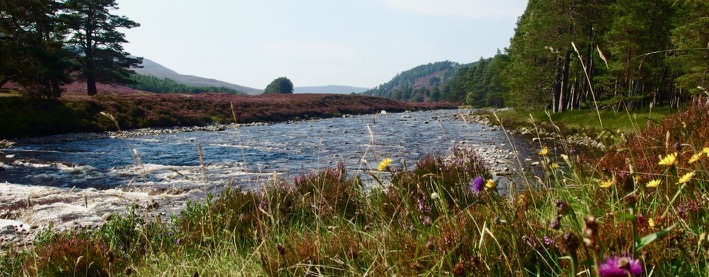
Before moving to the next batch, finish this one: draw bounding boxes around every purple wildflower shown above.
[598,255,643,277]
[549,218,561,230]
[543,235,556,248]
[470,177,484,194]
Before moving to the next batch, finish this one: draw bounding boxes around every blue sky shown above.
[116,0,527,89]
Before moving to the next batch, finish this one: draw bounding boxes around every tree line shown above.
[369,0,708,111]
[127,74,244,95]
[0,0,141,98]
[483,0,708,111]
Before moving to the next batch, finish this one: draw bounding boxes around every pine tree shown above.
[63,0,142,96]
[669,0,709,96]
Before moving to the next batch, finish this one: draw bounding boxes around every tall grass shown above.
[1,102,708,276]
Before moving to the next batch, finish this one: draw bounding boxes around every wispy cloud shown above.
[381,0,525,19]
[262,40,356,61]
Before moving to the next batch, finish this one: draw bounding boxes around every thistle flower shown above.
[677,171,695,184]
[658,153,677,167]
[485,179,496,190]
[598,255,643,277]
[645,179,661,188]
[377,158,392,171]
[538,146,549,156]
[689,152,704,164]
[470,177,484,194]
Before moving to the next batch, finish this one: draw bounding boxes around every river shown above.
[0,109,541,243]
[1,109,533,191]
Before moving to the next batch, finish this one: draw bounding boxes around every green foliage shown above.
[63,0,142,95]
[450,54,508,108]
[0,0,74,98]
[503,0,708,111]
[669,0,709,95]
[127,74,245,94]
[362,61,460,102]
[263,77,294,94]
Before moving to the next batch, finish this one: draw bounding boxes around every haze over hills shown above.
[294,85,370,94]
[133,59,263,95]
[133,58,373,95]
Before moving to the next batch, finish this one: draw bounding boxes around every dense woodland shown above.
[372,0,709,111]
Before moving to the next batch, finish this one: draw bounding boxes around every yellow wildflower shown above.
[648,218,655,228]
[689,152,704,164]
[485,179,496,190]
[377,158,392,171]
[550,163,560,169]
[645,179,661,188]
[703,147,709,155]
[599,177,615,188]
[658,153,677,167]
[538,146,549,156]
[677,171,695,184]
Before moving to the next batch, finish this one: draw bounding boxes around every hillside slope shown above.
[361,61,462,102]
[133,59,262,95]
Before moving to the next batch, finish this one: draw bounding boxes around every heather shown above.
[0,89,455,139]
[1,101,708,276]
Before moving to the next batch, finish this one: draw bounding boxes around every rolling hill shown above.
[133,59,262,95]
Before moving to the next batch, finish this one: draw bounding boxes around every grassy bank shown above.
[0,89,456,139]
[478,107,671,140]
[1,102,707,276]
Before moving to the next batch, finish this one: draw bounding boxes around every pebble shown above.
[101,212,113,221]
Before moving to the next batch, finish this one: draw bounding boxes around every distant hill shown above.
[361,61,463,102]
[294,85,370,94]
[133,58,262,95]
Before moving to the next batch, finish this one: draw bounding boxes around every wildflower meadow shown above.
[1,101,708,276]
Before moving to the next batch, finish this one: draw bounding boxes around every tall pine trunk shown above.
[557,51,571,113]
[86,74,97,96]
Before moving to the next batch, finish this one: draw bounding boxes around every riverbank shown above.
[456,107,673,154]
[0,89,457,140]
